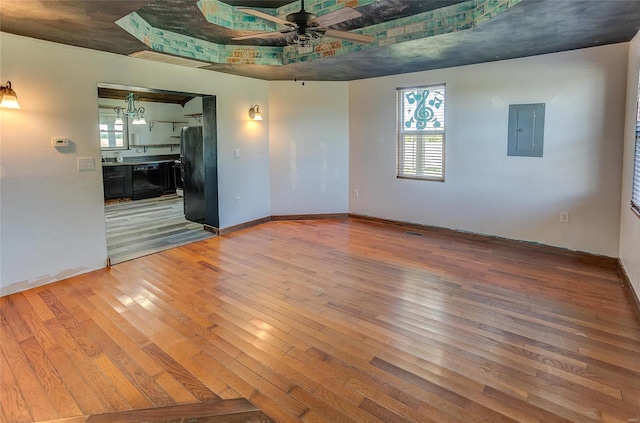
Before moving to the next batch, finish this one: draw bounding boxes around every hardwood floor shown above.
[105,195,215,264]
[1,218,639,423]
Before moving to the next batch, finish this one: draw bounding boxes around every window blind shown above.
[632,119,640,214]
[397,84,445,181]
[633,72,640,214]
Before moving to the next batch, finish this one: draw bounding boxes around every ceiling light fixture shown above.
[114,92,146,125]
[114,109,124,125]
[0,81,21,109]
[285,30,322,49]
[249,105,263,121]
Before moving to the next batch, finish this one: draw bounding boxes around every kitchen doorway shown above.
[98,84,217,264]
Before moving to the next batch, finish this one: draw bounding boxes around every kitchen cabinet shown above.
[103,165,132,200]
[163,162,177,194]
[102,156,179,201]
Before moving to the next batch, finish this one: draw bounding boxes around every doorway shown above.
[98,84,218,264]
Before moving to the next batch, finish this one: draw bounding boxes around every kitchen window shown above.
[99,110,128,150]
[397,84,445,181]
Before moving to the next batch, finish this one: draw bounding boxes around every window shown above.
[397,84,445,181]
[99,110,127,149]
[633,71,640,215]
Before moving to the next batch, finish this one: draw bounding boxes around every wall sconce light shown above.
[114,92,146,125]
[248,105,262,121]
[0,81,21,109]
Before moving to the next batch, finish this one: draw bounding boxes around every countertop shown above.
[102,155,179,167]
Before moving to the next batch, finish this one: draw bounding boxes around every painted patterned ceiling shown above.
[119,0,511,67]
[1,0,640,81]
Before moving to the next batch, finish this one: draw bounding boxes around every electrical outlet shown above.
[235,196,241,206]
[234,148,240,158]
[560,212,570,223]
[353,189,359,197]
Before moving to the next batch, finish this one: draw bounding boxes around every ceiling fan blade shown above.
[237,8,291,26]
[232,30,289,40]
[323,29,374,44]
[310,7,361,28]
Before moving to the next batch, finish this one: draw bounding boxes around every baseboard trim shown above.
[349,213,618,267]
[211,212,620,270]
[271,213,349,221]
[618,259,640,324]
[203,224,219,235]
[217,213,349,236]
[218,216,272,236]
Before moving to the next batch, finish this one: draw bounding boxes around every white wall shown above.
[349,44,628,257]
[620,31,640,296]
[1,31,634,296]
[269,81,349,215]
[0,33,270,295]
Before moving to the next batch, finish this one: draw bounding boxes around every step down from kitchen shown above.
[36,399,275,423]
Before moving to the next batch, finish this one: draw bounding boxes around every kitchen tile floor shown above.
[105,194,215,264]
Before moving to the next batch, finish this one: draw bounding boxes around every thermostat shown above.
[52,137,69,147]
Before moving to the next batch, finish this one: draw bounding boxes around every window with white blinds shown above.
[633,72,640,215]
[397,84,445,181]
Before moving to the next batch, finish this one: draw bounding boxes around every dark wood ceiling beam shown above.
[97,86,197,106]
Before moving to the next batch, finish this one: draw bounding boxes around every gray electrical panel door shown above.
[508,103,545,157]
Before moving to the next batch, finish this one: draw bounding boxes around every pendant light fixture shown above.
[114,92,146,125]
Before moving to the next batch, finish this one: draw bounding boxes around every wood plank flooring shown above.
[34,399,275,423]
[2,218,640,423]
[105,195,215,264]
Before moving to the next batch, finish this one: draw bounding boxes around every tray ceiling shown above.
[1,0,639,81]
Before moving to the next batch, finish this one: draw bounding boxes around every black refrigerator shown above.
[181,126,205,223]
[180,95,219,227]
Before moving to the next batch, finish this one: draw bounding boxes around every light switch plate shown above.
[234,148,240,158]
[77,157,95,171]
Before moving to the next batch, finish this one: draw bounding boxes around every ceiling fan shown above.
[232,0,374,46]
